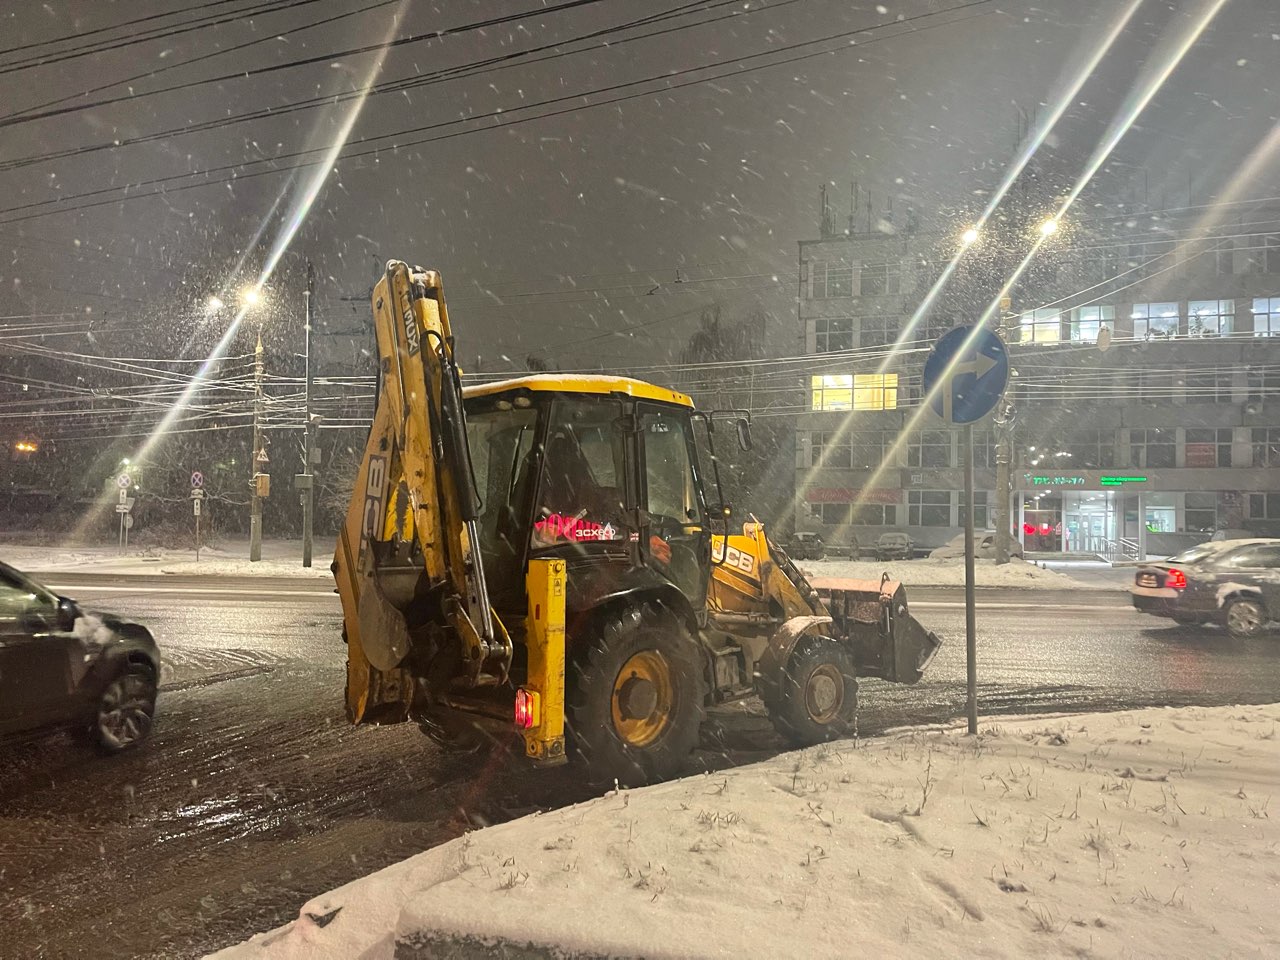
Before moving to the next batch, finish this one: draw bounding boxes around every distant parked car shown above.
[784,531,827,561]
[0,561,159,751]
[875,532,914,561]
[1210,529,1257,542]
[1130,539,1280,637]
[929,531,1024,560]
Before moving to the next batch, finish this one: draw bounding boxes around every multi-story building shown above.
[795,197,1280,558]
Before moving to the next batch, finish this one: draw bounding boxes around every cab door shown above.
[637,403,709,609]
[0,572,72,734]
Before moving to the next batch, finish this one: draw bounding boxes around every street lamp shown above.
[242,286,263,309]
[206,295,225,313]
[961,227,980,246]
[1039,218,1059,237]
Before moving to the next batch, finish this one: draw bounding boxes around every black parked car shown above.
[1130,539,1280,637]
[0,561,159,750]
[785,531,827,561]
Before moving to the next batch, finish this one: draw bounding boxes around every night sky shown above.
[1,0,1276,369]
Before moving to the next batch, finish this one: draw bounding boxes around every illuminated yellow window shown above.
[853,373,898,411]
[811,375,853,411]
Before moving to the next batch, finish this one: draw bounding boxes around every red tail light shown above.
[1166,568,1187,589]
[514,688,540,729]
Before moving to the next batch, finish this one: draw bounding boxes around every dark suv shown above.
[0,561,160,750]
[1130,539,1280,637]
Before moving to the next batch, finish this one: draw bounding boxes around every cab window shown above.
[531,397,628,549]
[641,409,703,526]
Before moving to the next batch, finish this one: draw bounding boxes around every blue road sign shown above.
[922,325,1009,424]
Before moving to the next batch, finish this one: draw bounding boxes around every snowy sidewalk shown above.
[800,556,1116,590]
[1,540,335,579]
[213,703,1280,960]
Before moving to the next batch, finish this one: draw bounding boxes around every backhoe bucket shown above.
[809,577,942,684]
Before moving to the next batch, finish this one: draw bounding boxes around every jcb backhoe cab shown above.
[335,262,942,786]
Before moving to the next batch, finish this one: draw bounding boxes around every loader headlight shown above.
[514,687,540,729]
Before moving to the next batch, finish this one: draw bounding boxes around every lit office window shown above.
[853,373,898,411]
[1019,308,1062,343]
[1132,302,1179,339]
[1252,297,1280,336]
[810,375,853,411]
[1070,305,1114,342]
[1187,299,1233,336]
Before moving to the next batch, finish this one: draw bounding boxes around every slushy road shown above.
[1,574,1276,959]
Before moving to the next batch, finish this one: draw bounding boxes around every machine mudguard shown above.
[754,614,834,705]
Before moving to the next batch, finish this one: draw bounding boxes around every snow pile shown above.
[802,556,1104,589]
[212,703,1280,960]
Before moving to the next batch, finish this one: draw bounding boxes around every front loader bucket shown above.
[809,577,942,685]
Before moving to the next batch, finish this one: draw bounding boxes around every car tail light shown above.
[1166,568,1187,589]
[514,688,540,729]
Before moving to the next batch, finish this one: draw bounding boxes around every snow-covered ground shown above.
[0,539,335,578]
[800,556,1110,590]
[213,703,1280,960]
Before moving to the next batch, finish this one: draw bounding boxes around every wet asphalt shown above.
[1,574,1278,959]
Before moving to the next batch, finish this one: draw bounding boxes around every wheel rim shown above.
[1228,602,1262,636]
[804,663,845,724]
[611,650,673,748]
[98,674,154,749]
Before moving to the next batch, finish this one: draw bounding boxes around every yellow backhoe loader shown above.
[334,261,942,784]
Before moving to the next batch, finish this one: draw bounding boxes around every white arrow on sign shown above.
[940,350,999,423]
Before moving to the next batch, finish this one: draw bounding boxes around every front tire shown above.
[84,664,156,753]
[762,636,858,747]
[1225,598,1265,638]
[567,603,705,786]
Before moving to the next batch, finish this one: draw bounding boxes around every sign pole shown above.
[964,422,977,735]
[922,325,1007,740]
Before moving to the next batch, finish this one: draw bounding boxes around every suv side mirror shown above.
[736,418,753,452]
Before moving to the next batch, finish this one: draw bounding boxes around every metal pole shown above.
[994,310,1013,564]
[964,423,978,735]
[302,260,315,568]
[196,510,201,563]
[250,331,264,562]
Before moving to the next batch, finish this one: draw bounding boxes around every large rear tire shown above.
[567,603,705,786]
[762,636,858,747]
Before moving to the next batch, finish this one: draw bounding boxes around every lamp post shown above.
[250,329,266,562]
[301,260,316,568]
[242,285,267,563]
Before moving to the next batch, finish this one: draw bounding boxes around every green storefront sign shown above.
[1027,475,1149,487]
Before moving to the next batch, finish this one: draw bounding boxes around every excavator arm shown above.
[333,262,512,724]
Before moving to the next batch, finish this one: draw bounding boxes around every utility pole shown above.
[301,260,316,568]
[993,297,1015,564]
[250,330,265,562]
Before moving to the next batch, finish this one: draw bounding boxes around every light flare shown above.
[793,0,1145,523]
[67,6,404,544]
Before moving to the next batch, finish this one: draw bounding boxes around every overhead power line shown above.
[0,0,740,171]
[0,0,249,59]
[0,0,404,125]
[0,0,323,76]
[0,0,613,122]
[0,1,994,225]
